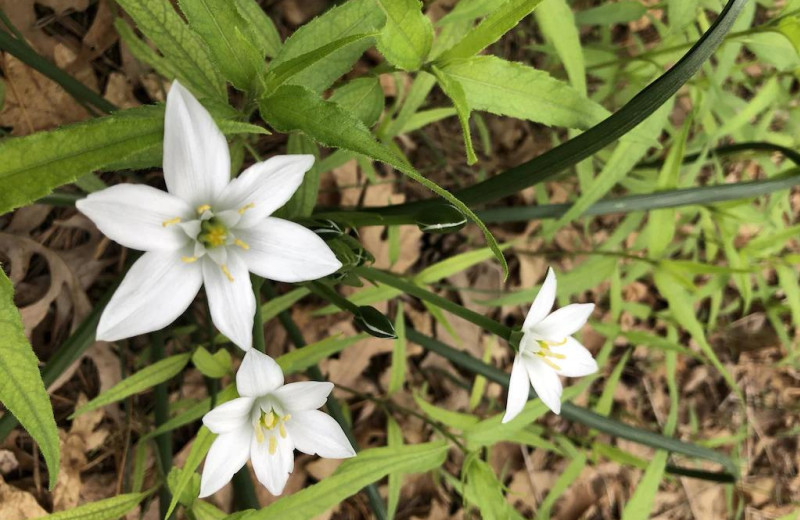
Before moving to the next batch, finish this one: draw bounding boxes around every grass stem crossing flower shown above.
[502,267,598,422]
[199,350,355,496]
[77,81,341,350]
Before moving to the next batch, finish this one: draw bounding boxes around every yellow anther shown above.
[548,338,568,347]
[268,435,277,455]
[196,204,211,214]
[205,228,227,248]
[284,414,291,422]
[254,424,265,444]
[162,217,181,227]
[181,256,198,263]
[279,422,287,439]
[263,412,277,429]
[238,202,255,215]
[220,264,234,282]
[234,238,250,250]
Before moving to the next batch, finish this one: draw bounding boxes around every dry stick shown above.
[263,282,388,520]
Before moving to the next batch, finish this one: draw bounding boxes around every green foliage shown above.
[574,1,648,25]
[534,0,586,93]
[166,426,215,518]
[191,346,232,378]
[72,353,191,417]
[374,0,433,70]
[115,0,226,100]
[329,77,385,127]
[232,0,282,58]
[244,442,448,520]
[31,492,150,520]
[0,271,59,488]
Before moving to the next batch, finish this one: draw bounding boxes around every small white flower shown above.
[199,349,355,497]
[502,267,597,422]
[77,81,341,351]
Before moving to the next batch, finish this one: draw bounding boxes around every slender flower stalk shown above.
[503,267,597,422]
[199,350,355,496]
[77,81,341,350]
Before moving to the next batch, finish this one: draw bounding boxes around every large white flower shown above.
[502,267,597,422]
[77,81,341,351]
[199,349,355,497]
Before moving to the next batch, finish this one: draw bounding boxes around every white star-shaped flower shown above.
[199,349,355,497]
[77,81,341,351]
[502,267,598,422]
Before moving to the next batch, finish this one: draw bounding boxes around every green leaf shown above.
[143,385,237,440]
[276,333,369,375]
[329,77,385,127]
[73,353,191,417]
[233,0,282,58]
[115,0,226,100]
[534,0,586,94]
[463,459,521,519]
[268,0,385,92]
[260,85,508,278]
[191,346,232,378]
[574,2,648,25]
[279,133,321,217]
[244,442,448,520]
[430,65,477,164]
[439,55,608,129]
[179,0,264,90]
[386,417,404,520]
[436,0,545,62]
[536,453,586,519]
[374,0,433,70]
[168,467,201,507]
[0,271,59,488]
[166,426,215,518]
[388,306,407,394]
[668,0,695,32]
[33,492,150,520]
[413,393,479,430]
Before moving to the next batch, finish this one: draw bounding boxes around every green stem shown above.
[263,283,388,520]
[151,331,174,520]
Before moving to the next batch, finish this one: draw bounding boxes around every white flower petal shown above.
[163,80,230,206]
[203,252,255,351]
[251,429,294,495]
[523,267,556,330]
[202,397,255,434]
[216,155,314,227]
[530,303,595,340]
[502,355,530,423]
[236,350,284,398]
[524,357,563,415]
[235,218,341,283]
[272,382,333,413]
[96,250,202,341]
[554,337,598,377]
[77,184,193,252]
[285,410,355,459]
[198,427,252,498]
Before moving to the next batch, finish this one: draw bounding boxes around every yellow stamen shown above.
[254,424,265,444]
[181,256,197,263]
[221,264,234,282]
[548,338,568,347]
[196,204,211,214]
[205,228,227,248]
[234,238,250,250]
[162,217,181,227]
[284,414,291,422]
[537,355,562,371]
[268,435,277,455]
[263,412,277,429]
[238,202,255,214]
[279,422,287,439]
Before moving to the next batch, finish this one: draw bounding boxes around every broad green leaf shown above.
[192,500,228,520]
[269,0,385,92]
[144,385,237,440]
[259,85,508,278]
[166,426,215,518]
[775,16,800,55]
[536,453,586,519]
[115,19,180,83]
[574,2,648,25]
[191,347,232,378]
[0,105,264,216]
[388,306,407,394]
[33,492,149,520]
[534,0,586,94]
[244,442,448,520]
[440,56,608,130]
[413,393,479,430]
[668,0,695,32]
[431,65,477,164]
[73,353,191,417]
[436,0,544,62]
[276,334,369,375]
[233,0,282,58]
[329,77,385,127]
[0,271,59,488]
[279,133,321,217]
[179,0,263,90]
[168,466,201,507]
[437,0,506,26]
[464,459,521,519]
[386,416,404,520]
[374,0,433,70]
[116,0,226,100]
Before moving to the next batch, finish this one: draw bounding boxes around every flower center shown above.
[524,338,567,371]
[198,217,228,249]
[254,410,291,455]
